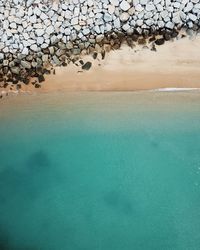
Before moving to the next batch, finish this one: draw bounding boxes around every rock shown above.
[71,17,79,25]
[135,4,144,12]
[36,29,45,37]
[120,1,131,11]
[46,25,54,35]
[66,42,73,49]
[108,5,115,14]
[136,19,143,26]
[82,61,92,70]
[0,53,4,60]
[82,28,90,35]
[21,47,29,55]
[30,44,38,52]
[163,32,171,41]
[37,37,44,45]
[110,0,119,6]
[120,12,130,21]
[21,61,31,69]
[96,35,104,43]
[42,54,49,62]
[35,83,41,88]
[72,48,81,55]
[146,3,156,11]
[29,15,37,23]
[188,13,197,21]
[52,55,61,65]
[104,13,112,22]
[184,2,194,12]
[10,22,17,29]
[93,52,98,59]
[38,75,45,83]
[165,21,174,29]
[27,0,34,7]
[114,18,121,29]
[11,67,20,75]
[155,38,165,45]
[40,12,48,21]
[140,0,148,5]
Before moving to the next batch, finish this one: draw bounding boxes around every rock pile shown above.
[0,0,200,87]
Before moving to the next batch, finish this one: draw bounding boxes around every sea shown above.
[0,91,200,250]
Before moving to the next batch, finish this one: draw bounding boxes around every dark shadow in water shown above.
[0,225,41,250]
[26,150,51,170]
[0,227,10,250]
[0,150,52,206]
[150,140,159,149]
[103,190,133,215]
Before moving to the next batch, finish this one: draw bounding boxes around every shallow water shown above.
[0,92,200,250]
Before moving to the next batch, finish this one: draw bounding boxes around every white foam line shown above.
[149,88,200,92]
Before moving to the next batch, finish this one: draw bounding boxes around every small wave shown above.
[149,88,200,92]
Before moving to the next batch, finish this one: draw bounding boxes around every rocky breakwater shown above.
[0,0,200,92]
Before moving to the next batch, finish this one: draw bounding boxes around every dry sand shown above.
[2,35,200,96]
[39,35,200,92]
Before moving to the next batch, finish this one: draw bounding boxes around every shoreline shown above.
[1,90,200,123]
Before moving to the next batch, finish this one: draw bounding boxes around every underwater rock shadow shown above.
[26,149,51,171]
[103,190,133,216]
[0,226,39,250]
[0,150,52,205]
[0,226,10,250]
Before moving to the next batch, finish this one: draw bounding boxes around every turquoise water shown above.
[0,92,200,250]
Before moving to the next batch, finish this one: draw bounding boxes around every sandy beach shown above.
[1,35,200,96]
[21,35,200,93]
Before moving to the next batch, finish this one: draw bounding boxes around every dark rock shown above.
[16,84,21,90]
[171,30,178,38]
[155,38,165,45]
[43,69,51,75]
[93,52,98,59]
[38,75,45,83]
[164,33,171,41]
[101,50,105,60]
[138,38,146,45]
[79,60,84,65]
[82,61,92,71]
[151,43,157,52]
[149,36,156,42]
[12,79,19,84]
[31,80,37,85]
[192,24,198,31]
[112,43,119,50]
[35,83,41,88]
[72,48,81,55]
[126,37,133,48]
[3,67,8,74]
[22,78,30,85]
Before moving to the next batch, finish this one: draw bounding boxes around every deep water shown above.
[0,92,200,250]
